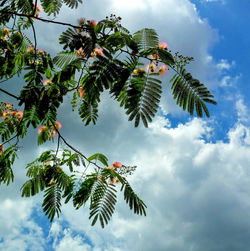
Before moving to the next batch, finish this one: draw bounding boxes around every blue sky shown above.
[1,0,250,250]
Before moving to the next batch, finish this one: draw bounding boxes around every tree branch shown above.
[0,87,19,100]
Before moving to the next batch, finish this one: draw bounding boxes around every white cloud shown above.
[1,0,249,250]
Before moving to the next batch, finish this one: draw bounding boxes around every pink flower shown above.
[76,48,85,58]
[158,64,168,76]
[133,68,145,75]
[78,86,85,99]
[38,49,45,54]
[5,103,13,110]
[78,18,86,26]
[104,166,114,170]
[49,130,57,138]
[112,162,122,168]
[0,144,3,155]
[146,63,157,73]
[55,121,62,130]
[1,110,10,119]
[16,110,23,121]
[93,48,103,56]
[88,20,98,27]
[26,46,35,53]
[3,28,9,37]
[44,161,52,166]
[11,110,18,116]
[36,5,42,13]
[38,126,46,134]
[158,41,168,50]
[43,79,52,86]
[151,53,159,60]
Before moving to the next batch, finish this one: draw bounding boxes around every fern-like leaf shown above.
[53,51,80,69]
[89,180,117,228]
[41,0,62,16]
[170,67,217,117]
[133,28,159,51]
[125,74,162,127]
[42,183,62,222]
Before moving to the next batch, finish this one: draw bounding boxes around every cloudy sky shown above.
[1,0,250,250]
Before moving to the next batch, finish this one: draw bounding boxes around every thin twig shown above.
[6,11,81,29]
[0,87,19,99]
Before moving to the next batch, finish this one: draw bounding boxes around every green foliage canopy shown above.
[0,0,216,228]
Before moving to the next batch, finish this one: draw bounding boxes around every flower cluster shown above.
[0,103,23,122]
[33,3,42,18]
[78,86,85,99]
[38,121,62,139]
[103,162,123,184]
[0,144,3,155]
[133,41,169,77]
[43,78,52,86]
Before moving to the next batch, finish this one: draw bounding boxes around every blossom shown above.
[44,161,52,166]
[0,144,3,155]
[43,79,52,86]
[158,41,168,50]
[93,48,103,56]
[55,121,62,130]
[5,103,13,110]
[38,125,46,134]
[49,130,57,138]
[38,49,45,54]
[104,166,114,170]
[146,63,157,73]
[3,28,9,37]
[11,110,18,116]
[1,110,10,119]
[112,162,122,168]
[151,53,159,60]
[78,86,85,99]
[158,64,168,76]
[16,110,23,121]
[36,5,42,13]
[76,48,85,58]
[26,46,35,53]
[78,18,86,26]
[133,68,145,75]
[88,20,98,27]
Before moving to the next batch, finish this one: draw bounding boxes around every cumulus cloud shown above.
[1,0,249,250]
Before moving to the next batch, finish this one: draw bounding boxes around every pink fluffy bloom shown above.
[5,103,13,110]
[158,41,168,50]
[88,20,98,27]
[1,110,10,120]
[133,68,145,75]
[44,161,52,166]
[38,125,46,134]
[146,63,157,73]
[26,46,35,53]
[78,86,85,99]
[76,48,85,58]
[38,49,45,54]
[49,130,58,138]
[0,144,3,155]
[158,64,168,76]
[3,28,9,37]
[16,110,23,121]
[93,48,103,56]
[36,5,42,13]
[104,166,114,170]
[112,162,122,168]
[43,79,52,86]
[78,18,86,26]
[55,121,62,130]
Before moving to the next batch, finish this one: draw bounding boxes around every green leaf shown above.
[87,153,109,167]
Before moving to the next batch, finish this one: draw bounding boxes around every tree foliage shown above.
[0,0,216,227]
